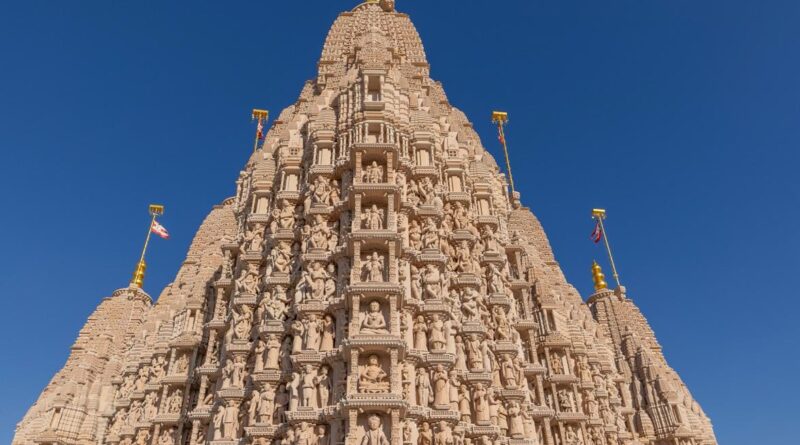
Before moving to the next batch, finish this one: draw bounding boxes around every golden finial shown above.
[591,261,608,291]
[130,204,165,288]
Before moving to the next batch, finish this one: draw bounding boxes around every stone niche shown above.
[361,158,387,184]
[359,200,388,231]
[357,298,390,336]
[360,250,388,283]
[354,412,393,445]
[357,352,391,394]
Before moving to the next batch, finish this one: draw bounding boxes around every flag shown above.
[590,221,603,243]
[256,119,264,140]
[498,132,505,145]
[151,220,170,239]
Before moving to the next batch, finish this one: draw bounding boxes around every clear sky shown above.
[0,1,797,444]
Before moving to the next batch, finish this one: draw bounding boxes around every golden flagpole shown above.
[491,111,516,197]
[592,208,621,288]
[252,109,269,152]
[130,204,165,288]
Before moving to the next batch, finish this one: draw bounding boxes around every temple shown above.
[13,2,716,445]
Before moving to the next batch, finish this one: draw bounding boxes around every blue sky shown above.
[0,1,797,443]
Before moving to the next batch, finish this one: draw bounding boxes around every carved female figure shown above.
[288,373,300,411]
[458,384,472,422]
[454,335,468,370]
[232,305,253,341]
[500,354,518,388]
[410,267,423,300]
[431,364,450,408]
[291,321,305,353]
[315,365,331,407]
[418,422,433,445]
[422,264,442,300]
[416,367,432,407]
[320,314,336,350]
[301,365,317,408]
[408,219,422,250]
[413,315,428,351]
[303,315,322,351]
[507,401,524,438]
[258,385,275,424]
[427,314,446,351]
[265,334,281,369]
[421,218,440,249]
[254,339,266,372]
[473,383,490,425]
[402,362,416,404]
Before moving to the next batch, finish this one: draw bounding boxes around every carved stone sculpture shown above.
[15,5,717,445]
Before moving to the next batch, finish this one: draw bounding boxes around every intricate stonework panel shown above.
[14,3,716,445]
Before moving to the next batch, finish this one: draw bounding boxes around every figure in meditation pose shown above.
[359,355,390,393]
[360,415,390,445]
[361,301,389,334]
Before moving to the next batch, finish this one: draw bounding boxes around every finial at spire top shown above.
[364,0,395,12]
[591,261,608,291]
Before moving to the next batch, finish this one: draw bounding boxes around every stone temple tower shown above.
[14,2,717,445]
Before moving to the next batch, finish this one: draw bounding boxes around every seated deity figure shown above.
[359,355,390,393]
[360,415,390,445]
[361,301,389,334]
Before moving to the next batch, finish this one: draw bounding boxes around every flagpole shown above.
[252,109,269,152]
[491,111,516,197]
[130,204,165,288]
[592,208,621,288]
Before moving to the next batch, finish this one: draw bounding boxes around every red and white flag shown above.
[590,221,603,243]
[151,220,170,239]
[256,119,264,140]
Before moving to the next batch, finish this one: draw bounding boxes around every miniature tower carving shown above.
[14,3,716,445]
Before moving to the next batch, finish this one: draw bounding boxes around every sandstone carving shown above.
[13,3,717,445]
